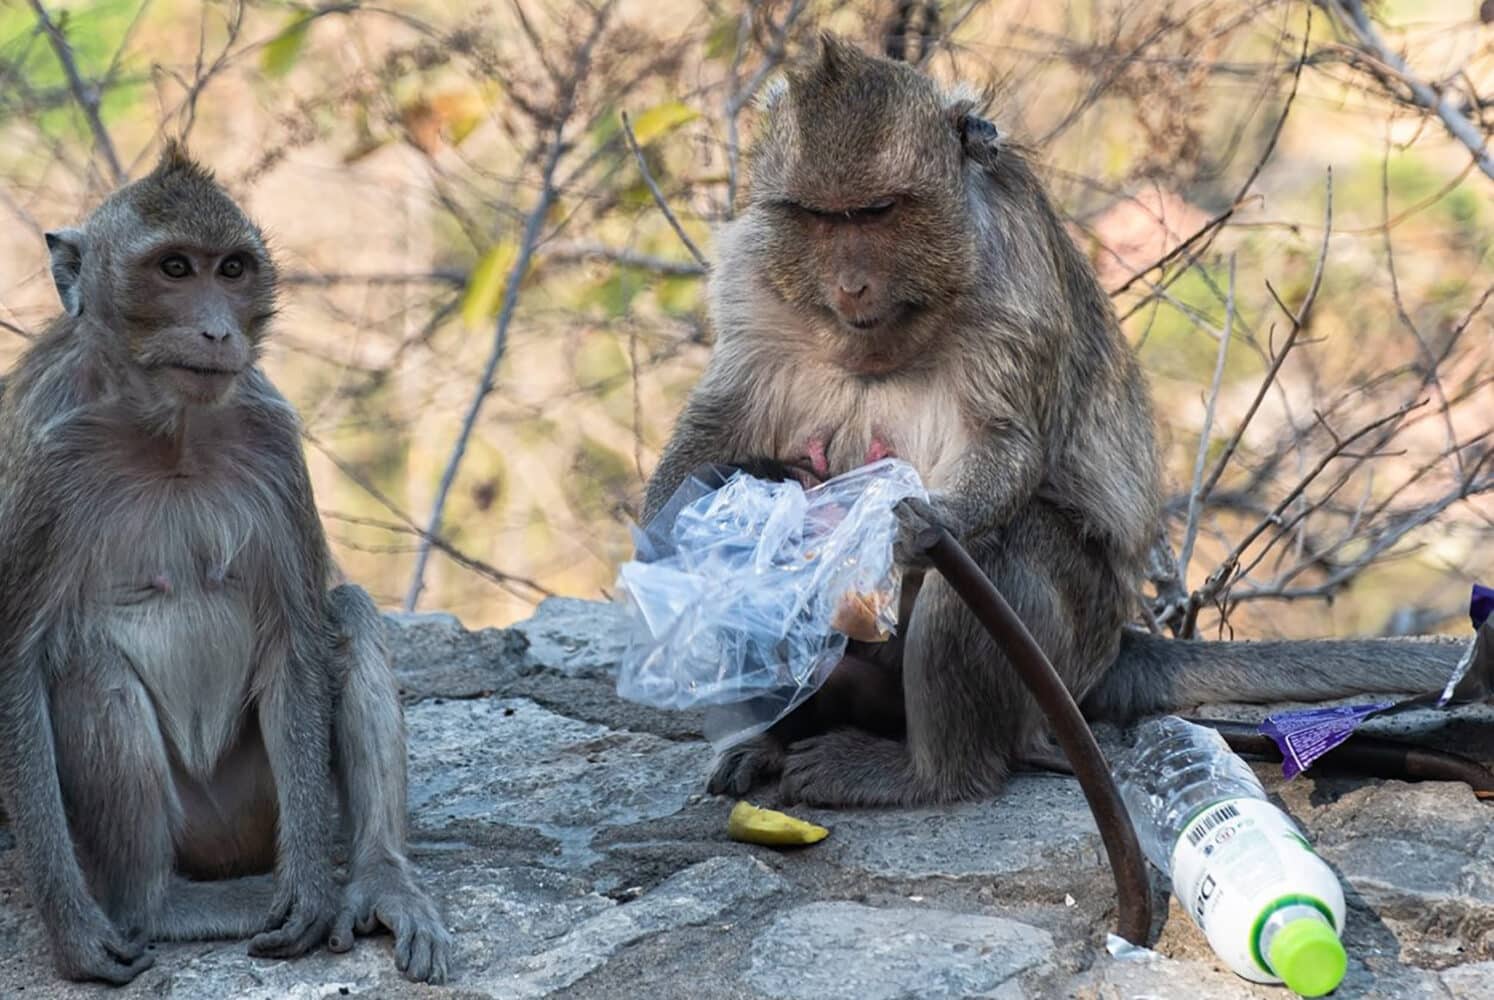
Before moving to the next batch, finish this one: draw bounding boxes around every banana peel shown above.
[727,801,830,847]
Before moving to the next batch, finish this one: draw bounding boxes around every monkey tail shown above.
[1081,629,1467,723]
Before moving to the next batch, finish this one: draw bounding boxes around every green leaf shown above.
[460,242,517,332]
[655,275,702,315]
[587,270,647,319]
[261,14,313,78]
[704,16,740,61]
[628,101,698,146]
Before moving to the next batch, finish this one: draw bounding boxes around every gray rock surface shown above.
[2,596,1492,998]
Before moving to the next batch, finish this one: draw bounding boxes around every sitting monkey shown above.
[642,36,1462,808]
[0,144,450,984]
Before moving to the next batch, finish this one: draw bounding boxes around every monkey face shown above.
[119,242,271,406]
[45,143,277,409]
[738,36,988,373]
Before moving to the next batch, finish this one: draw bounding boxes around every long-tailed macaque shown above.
[0,145,450,984]
[642,37,1463,808]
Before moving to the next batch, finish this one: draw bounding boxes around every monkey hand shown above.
[249,867,339,960]
[48,901,154,985]
[331,861,453,984]
[892,494,962,569]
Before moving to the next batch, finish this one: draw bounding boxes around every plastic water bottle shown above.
[1115,716,1348,997]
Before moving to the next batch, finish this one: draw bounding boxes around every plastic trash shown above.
[613,458,926,748]
[1261,581,1494,778]
[1115,717,1348,997]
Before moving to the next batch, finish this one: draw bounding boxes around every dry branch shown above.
[404,2,615,611]
[1319,0,1494,182]
[28,0,125,185]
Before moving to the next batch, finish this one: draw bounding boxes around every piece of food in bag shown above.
[726,801,830,846]
[830,587,896,642]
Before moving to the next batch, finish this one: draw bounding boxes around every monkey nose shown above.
[838,280,868,300]
[201,328,232,342]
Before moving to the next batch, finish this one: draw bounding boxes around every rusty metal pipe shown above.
[924,529,1152,946]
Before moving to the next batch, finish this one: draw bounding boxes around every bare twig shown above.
[724,0,809,215]
[28,0,126,185]
[1320,0,1494,182]
[404,2,614,611]
[1198,170,1334,503]
[281,270,467,287]
[304,434,553,604]
[1111,10,1311,300]
[546,241,707,277]
[1380,141,1464,482]
[619,110,710,270]
[1177,255,1236,591]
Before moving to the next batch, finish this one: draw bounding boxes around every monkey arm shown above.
[0,643,97,919]
[641,387,747,525]
[0,473,147,978]
[930,418,1044,542]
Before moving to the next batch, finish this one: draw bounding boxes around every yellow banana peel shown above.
[727,801,830,847]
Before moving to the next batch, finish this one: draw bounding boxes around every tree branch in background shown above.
[619,109,710,269]
[305,433,553,605]
[403,1,615,611]
[724,0,809,215]
[1111,10,1310,304]
[1176,254,1236,590]
[546,241,707,277]
[1319,0,1494,183]
[28,0,126,186]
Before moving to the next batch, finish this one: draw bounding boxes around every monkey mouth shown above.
[834,302,910,333]
[166,362,240,377]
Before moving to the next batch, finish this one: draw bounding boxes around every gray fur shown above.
[0,144,449,985]
[645,39,1460,809]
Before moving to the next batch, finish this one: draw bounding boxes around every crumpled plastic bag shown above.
[613,458,927,748]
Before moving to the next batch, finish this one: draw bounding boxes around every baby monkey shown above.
[0,145,450,984]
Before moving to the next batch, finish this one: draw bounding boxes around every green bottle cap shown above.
[1267,917,1347,997]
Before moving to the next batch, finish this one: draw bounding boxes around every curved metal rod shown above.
[924,529,1152,946]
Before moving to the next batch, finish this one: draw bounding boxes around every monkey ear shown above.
[813,31,858,78]
[44,228,85,318]
[948,98,1002,171]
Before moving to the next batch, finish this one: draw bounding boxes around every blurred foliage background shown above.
[1,0,1491,640]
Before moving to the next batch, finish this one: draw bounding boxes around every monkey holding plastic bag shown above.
[643,37,1463,808]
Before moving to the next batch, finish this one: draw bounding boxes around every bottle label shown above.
[1169,797,1345,984]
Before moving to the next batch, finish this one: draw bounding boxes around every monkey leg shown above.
[49,651,176,958]
[151,878,279,940]
[155,729,284,941]
[326,584,453,984]
[779,503,1127,807]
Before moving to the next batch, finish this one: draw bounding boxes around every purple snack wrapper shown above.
[1471,583,1494,630]
[1259,702,1395,779]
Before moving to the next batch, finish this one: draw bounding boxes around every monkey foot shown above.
[707,736,787,797]
[780,730,934,807]
[51,909,155,985]
[334,861,453,984]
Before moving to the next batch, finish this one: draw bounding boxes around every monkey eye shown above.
[159,254,192,279]
[780,199,896,222]
[218,255,247,280]
[851,199,897,219]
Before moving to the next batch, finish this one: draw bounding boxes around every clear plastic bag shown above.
[614,458,927,748]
